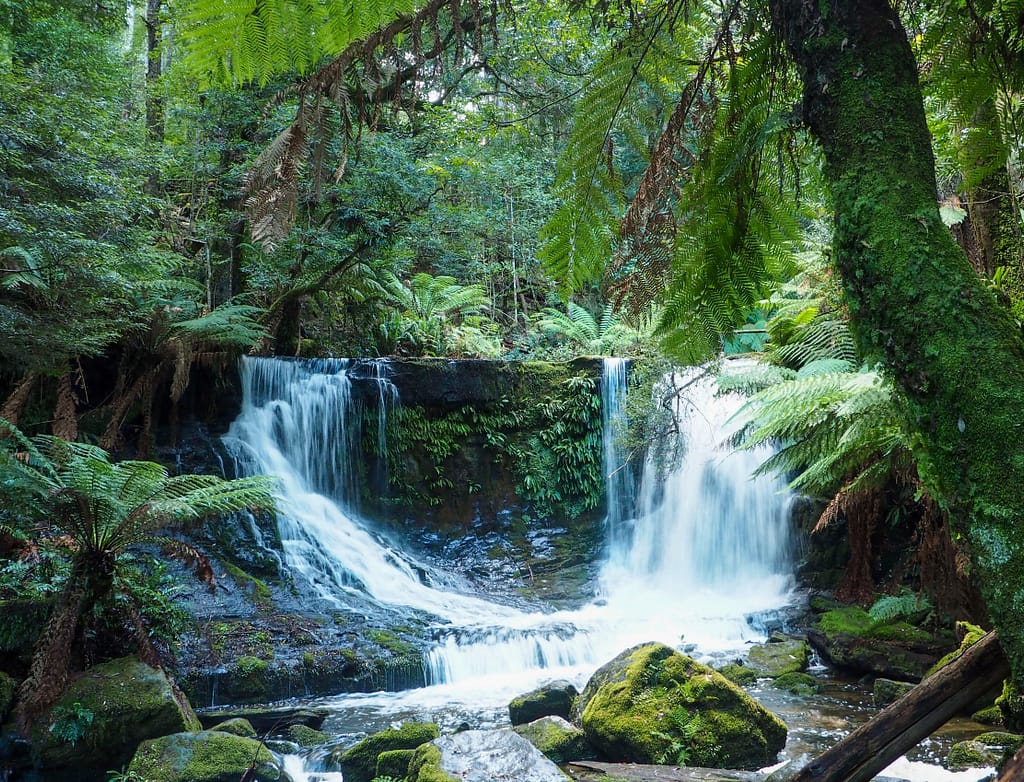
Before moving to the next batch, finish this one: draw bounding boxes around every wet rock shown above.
[0,671,14,722]
[716,663,758,686]
[515,715,592,764]
[873,678,914,707]
[510,680,579,725]
[197,706,329,733]
[332,721,440,782]
[975,731,1024,754]
[577,642,787,770]
[997,678,1024,731]
[30,656,200,772]
[409,728,569,782]
[209,717,256,737]
[973,704,1005,726]
[807,606,953,681]
[947,739,1000,770]
[771,672,819,696]
[746,637,810,678]
[287,724,331,747]
[128,730,280,781]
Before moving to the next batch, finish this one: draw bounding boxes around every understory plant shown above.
[0,420,275,727]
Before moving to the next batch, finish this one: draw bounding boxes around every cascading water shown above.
[224,356,794,700]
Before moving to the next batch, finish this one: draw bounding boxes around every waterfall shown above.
[223,356,794,693]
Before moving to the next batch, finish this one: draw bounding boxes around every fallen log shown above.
[779,631,1008,782]
[566,760,762,781]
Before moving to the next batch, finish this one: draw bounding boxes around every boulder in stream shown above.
[745,636,809,678]
[577,642,787,770]
[514,715,593,763]
[128,730,280,781]
[408,728,569,782]
[509,679,579,725]
[332,720,440,782]
[30,656,200,772]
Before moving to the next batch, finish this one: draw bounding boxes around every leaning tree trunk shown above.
[770,0,1024,680]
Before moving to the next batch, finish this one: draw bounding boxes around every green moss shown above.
[128,730,277,782]
[947,740,1000,770]
[973,705,1004,726]
[514,716,590,763]
[338,722,440,782]
[771,673,819,695]
[367,630,415,657]
[926,623,987,677]
[747,640,810,678]
[376,748,415,779]
[816,607,873,636]
[407,743,458,782]
[997,679,1024,731]
[579,643,786,770]
[974,731,1023,751]
[209,718,256,738]
[221,561,273,609]
[717,664,759,686]
[287,724,330,747]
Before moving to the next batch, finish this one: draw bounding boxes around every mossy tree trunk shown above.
[770,0,1024,679]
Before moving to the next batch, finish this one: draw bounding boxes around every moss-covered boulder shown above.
[947,739,1001,770]
[873,678,915,707]
[287,724,330,747]
[578,642,787,770]
[30,656,200,771]
[997,679,1024,732]
[377,748,416,779]
[746,638,810,678]
[514,715,592,764]
[209,717,257,737]
[333,721,440,782]
[771,672,819,696]
[509,680,578,726]
[808,607,953,681]
[973,705,1004,726]
[975,731,1024,754]
[716,663,758,686]
[197,705,329,732]
[128,730,279,781]
[411,729,569,782]
[0,671,15,722]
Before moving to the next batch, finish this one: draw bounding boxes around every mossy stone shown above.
[579,642,787,770]
[509,680,578,726]
[287,724,330,747]
[30,656,201,771]
[997,679,1024,732]
[973,705,1004,726]
[0,671,15,723]
[407,743,459,782]
[717,663,759,686]
[771,672,819,696]
[975,731,1023,753]
[514,715,592,764]
[747,639,810,678]
[209,717,256,737]
[128,730,278,781]
[947,739,1000,770]
[377,748,416,779]
[335,721,440,782]
[873,678,915,707]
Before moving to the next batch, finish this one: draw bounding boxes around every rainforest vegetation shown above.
[2,0,1024,777]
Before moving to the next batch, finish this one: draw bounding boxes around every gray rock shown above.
[430,728,569,782]
[872,678,914,708]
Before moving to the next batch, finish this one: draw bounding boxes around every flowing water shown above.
[222,357,985,781]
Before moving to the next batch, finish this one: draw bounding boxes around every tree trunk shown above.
[145,0,164,142]
[770,0,1024,680]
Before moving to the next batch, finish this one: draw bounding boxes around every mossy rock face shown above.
[873,678,915,708]
[408,743,460,782]
[287,724,330,747]
[746,639,810,678]
[209,718,256,737]
[127,730,279,782]
[947,739,1000,770]
[716,664,758,686]
[771,672,819,696]
[509,680,579,726]
[30,656,201,770]
[578,642,787,770]
[973,705,1004,726]
[808,607,953,681]
[334,721,440,782]
[377,748,416,779]
[0,671,15,723]
[514,716,593,764]
[997,679,1024,732]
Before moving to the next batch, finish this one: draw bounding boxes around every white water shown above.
[224,356,795,695]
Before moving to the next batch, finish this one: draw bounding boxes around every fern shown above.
[868,590,931,623]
